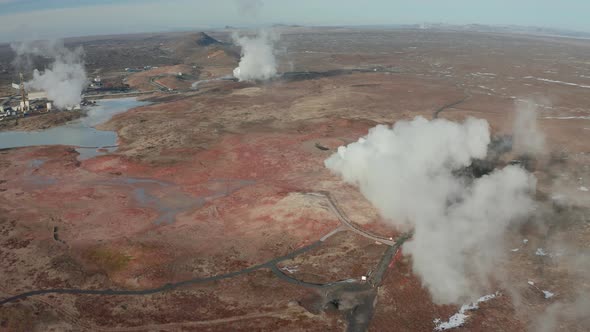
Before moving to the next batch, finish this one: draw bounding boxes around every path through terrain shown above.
[0,191,406,305]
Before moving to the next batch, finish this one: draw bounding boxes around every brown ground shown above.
[125,64,197,92]
[1,28,589,331]
[0,111,84,132]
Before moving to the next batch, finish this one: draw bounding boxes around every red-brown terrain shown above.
[0,28,589,331]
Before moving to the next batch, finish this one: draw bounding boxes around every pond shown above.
[0,98,147,160]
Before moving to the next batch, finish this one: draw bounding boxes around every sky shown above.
[0,0,588,43]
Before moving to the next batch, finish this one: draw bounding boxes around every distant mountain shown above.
[272,24,303,28]
[172,32,239,67]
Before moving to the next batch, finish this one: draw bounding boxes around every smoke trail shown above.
[11,40,87,109]
[232,30,279,82]
[325,116,537,304]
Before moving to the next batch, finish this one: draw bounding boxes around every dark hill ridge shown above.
[196,32,222,46]
[170,32,239,67]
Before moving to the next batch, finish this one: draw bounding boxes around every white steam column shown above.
[233,30,279,82]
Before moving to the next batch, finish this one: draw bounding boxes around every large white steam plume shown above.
[11,40,87,109]
[232,30,279,82]
[325,116,537,304]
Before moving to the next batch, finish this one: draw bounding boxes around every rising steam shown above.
[513,99,545,155]
[235,0,264,17]
[232,30,279,82]
[325,116,537,304]
[11,40,87,109]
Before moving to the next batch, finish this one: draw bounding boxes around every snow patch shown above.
[543,290,554,299]
[536,248,565,258]
[579,186,589,192]
[433,292,499,331]
[524,76,590,89]
[281,266,299,274]
[473,72,496,77]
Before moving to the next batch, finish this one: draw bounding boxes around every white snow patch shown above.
[536,248,548,256]
[579,186,589,192]
[523,239,529,244]
[433,292,499,331]
[543,290,555,299]
[281,266,299,274]
[473,72,496,77]
[478,85,495,92]
[524,76,590,89]
[511,248,520,252]
[528,281,535,286]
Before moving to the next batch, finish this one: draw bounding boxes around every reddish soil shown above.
[1,28,590,331]
[126,64,195,91]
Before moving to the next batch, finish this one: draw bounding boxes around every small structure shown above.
[89,76,103,89]
[29,91,48,100]
[11,73,30,115]
[19,101,30,112]
[19,73,29,115]
[0,106,17,118]
[66,104,81,111]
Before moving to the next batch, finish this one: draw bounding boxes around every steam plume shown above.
[325,116,537,304]
[532,293,590,332]
[513,99,545,155]
[232,30,279,82]
[235,0,264,17]
[11,40,87,109]
[530,243,590,331]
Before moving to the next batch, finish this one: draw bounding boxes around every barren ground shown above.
[1,28,589,331]
[0,111,84,132]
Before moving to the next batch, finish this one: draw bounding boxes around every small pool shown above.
[0,98,147,160]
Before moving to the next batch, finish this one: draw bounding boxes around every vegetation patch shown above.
[84,246,132,273]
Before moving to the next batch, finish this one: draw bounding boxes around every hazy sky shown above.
[0,0,588,42]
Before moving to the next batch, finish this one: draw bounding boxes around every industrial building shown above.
[0,72,83,120]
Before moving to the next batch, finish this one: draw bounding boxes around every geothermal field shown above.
[0,26,589,332]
